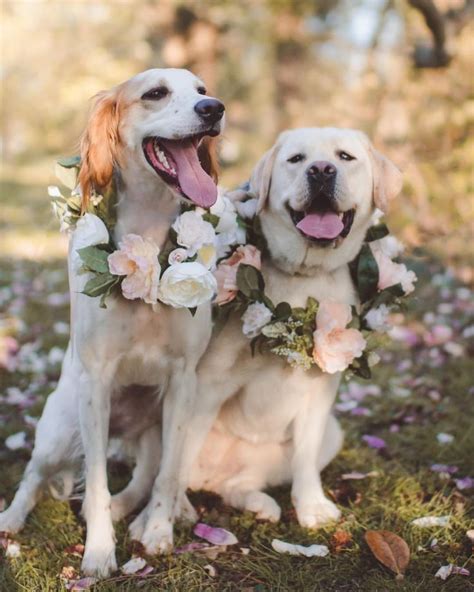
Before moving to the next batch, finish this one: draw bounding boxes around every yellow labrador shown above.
[178,127,402,527]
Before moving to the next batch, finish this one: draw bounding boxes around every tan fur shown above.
[79,89,123,210]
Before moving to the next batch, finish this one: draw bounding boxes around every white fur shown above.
[0,68,223,576]
[177,128,402,526]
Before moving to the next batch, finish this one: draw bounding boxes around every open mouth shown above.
[142,131,218,208]
[288,204,355,246]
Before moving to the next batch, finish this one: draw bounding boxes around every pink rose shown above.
[370,242,417,295]
[313,301,366,374]
[108,234,161,304]
[214,245,261,305]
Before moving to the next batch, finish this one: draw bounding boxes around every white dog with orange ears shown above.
[0,68,225,577]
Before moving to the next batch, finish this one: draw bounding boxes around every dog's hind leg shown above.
[0,347,82,533]
[111,425,161,522]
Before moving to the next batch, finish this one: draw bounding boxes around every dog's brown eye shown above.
[287,154,305,163]
[197,87,207,95]
[141,86,169,101]
[338,151,356,161]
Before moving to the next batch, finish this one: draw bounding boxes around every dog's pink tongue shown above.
[161,139,217,208]
[296,211,344,239]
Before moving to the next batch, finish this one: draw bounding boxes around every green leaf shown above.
[350,354,371,379]
[189,307,197,317]
[365,223,389,242]
[82,273,120,299]
[57,155,81,168]
[355,243,379,303]
[202,212,220,228]
[77,246,110,273]
[236,264,265,298]
[274,301,292,321]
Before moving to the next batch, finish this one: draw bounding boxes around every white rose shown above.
[365,304,391,332]
[372,235,404,259]
[211,194,246,258]
[168,248,189,265]
[172,210,216,256]
[241,302,273,338]
[235,198,258,220]
[158,262,217,308]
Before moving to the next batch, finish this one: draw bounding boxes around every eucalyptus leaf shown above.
[57,155,81,168]
[355,243,379,303]
[365,223,389,242]
[274,301,292,321]
[82,274,120,299]
[77,246,110,273]
[237,264,265,298]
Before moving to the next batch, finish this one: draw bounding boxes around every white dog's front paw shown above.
[245,491,281,523]
[0,509,25,534]
[296,498,341,529]
[140,520,173,555]
[81,544,117,578]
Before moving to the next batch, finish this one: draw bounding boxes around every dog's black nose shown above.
[194,99,225,124]
[306,161,337,180]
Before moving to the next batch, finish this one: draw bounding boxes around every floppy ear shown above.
[367,143,403,213]
[197,136,219,182]
[78,90,121,210]
[249,143,280,214]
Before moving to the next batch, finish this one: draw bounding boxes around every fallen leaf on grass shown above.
[435,564,470,580]
[411,516,450,527]
[66,577,98,591]
[121,556,147,574]
[271,539,329,557]
[194,523,238,546]
[365,530,410,580]
[341,471,379,480]
[330,530,353,552]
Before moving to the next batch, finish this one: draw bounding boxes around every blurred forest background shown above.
[1,0,473,273]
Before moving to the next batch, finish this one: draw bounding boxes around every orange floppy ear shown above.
[249,142,280,214]
[197,136,219,183]
[368,144,403,213]
[78,90,121,210]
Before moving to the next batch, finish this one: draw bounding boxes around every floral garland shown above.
[50,158,417,378]
[212,204,417,378]
[50,158,246,311]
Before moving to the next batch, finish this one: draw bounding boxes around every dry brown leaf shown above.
[365,530,410,580]
[331,530,353,553]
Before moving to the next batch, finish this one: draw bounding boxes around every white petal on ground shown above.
[5,431,27,450]
[120,557,147,574]
[203,564,217,577]
[411,516,450,527]
[5,541,21,558]
[341,471,379,480]
[436,432,454,444]
[271,539,329,557]
[435,564,470,580]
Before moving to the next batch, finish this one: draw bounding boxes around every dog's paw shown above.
[176,494,198,523]
[245,491,281,523]
[296,499,341,529]
[0,509,25,534]
[140,520,173,555]
[81,545,117,578]
[129,509,148,541]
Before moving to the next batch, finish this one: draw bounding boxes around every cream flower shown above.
[313,300,366,374]
[172,210,216,256]
[242,302,273,338]
[214,245,262,305]
[71,213,109,272]
[365,304,391,332]
[370,242,417,295]
[108,234,161,304]
[168,248,189,265]
[158,262,217,308]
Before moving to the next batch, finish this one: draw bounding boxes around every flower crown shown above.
[50,158,417,378]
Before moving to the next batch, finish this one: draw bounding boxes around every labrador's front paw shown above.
[0,508,25,534]
[140,519,173,555]
[296,498,341,529]
[245,491,281,523]
[81,544,117,578]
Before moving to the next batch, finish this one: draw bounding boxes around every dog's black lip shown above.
[286,203,356,245]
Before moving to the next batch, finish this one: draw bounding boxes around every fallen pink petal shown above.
[66,577,98,591]
[362,435,386,449]
[430,464,458,474]
[193,523,238,546]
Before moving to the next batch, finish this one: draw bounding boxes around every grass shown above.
[0,183,473,591]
